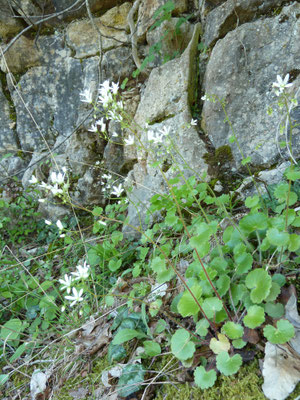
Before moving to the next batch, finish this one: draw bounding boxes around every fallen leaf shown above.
[30,370,49,400]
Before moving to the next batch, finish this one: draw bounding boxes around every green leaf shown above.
[202,297,223,319]
[107,344,127,363]
[117,364,145,398]
[108,258,122,272]
[216,351,242,376]
[216,274,230,296]
[150,257,175,283]
[210,334,230,354]
[155,319,167,334]
[112,329,146,345]
[92,206,103,216]
[241,156,252,165]
[171,329,196,361]
[9,343,28,363]
[245,269,272,303]
[0,318,23,343]
[243,305,265,329]
[284,166,300,181]
[263,319,295,344]
[111,231,123,245]
[177,285,202,317]
[194,366,217,389]
[272,273,286,287]
[264,282,280,302]
[222,322,244,339]
[195,319,210,337]
[143,341,161,357]
[235,252,253,275]
[265,302,284,318]
[0,374,9,386]
[232,339,246,349]
[245,195,260,208]
[239,213,268,233]
[266,228,289,247]
[288,234,300,252]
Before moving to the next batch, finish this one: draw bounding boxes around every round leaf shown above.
[202,297,223,319]
[177,285,202,317]
[265,302,284,318]
[222,322,244,339]
[288,234,300,252]
[266,228,289,247]
[195,319,210,337]
[239,213,268,233]
[194,366,217,389]
[171,329,196,361]
[210,333,230,354]
[243,305,265,329]
[245,269,272,303]
[143,341,161,357]
[232,339,246,349]
[216,351,242,376]
[263,319,295,344]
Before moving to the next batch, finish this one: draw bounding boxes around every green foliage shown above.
[216,351,243,376]
[171,329,196,361]
[194,366,217,389]
[263,319,295,344]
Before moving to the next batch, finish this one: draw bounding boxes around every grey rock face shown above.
[202,3,300,170]
[203,0,289,48]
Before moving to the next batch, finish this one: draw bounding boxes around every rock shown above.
[66,3,131,58]
[123,24,208,237]
[146,18,194,66]
[0,80,18,152]
[0,0,24,39]
[0,36,41,73]
[203,0,288,48]
[202,3,300,171]
[137,0,188,38]
[52,0,124,21]
[102,47,136,82]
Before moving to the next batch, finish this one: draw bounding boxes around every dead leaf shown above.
[30,370,50,400]
[243,327,260,344]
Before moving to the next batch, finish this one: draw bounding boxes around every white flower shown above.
[190,119,197,126]
[159,126,171,136]
[39,181,50,190]
[59,274,73,293]
[50,184,63,196]
[124,135,134,146]
[50,171,65,185]
[29,175,38,184]
[111,82,119,95]
[100,80,111,94]
[80,88,93,103]
[111,184,124,197]
[99,220,107,226]
[56,220,64,231]
[45,220,52,225]
[201,94,208,101]
[38,199,46,203]
[148,130,163,144]
[112,132,118,137]
[96,118,106,132]
[61,306,66,312]
[272,74,293,96]
[88,124,98,133]
[65,287,84,307]
[103,173,112,180]
[71,262,90,281]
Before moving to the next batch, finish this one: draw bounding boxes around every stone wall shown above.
[0,0,299,231]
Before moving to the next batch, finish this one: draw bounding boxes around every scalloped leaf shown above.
[177,285,202,317]
[222,322,244,339]
[202,297,223,319]
[235,252,253,275]
[243,305,265,329]
[210,333,230,354]
[216,351,242,376]
[288,234,300,252]
[194,366,217,389]
[171,329,196,361]
[196,319,210,337]
[263,319,295,344]
[266,228,289,247]
[264,282,280,302]
[216,274,230,296]
[232,339,246,349]
[264,302,284,319]
[239,213,268,233]
[245,269,272,303]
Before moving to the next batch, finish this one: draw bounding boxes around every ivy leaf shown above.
[210,333,230,354]
[216,351,242,376]
[177,285,202,317]
[263,319,295,344]
[112,329,146,345]
[264,302,284,319]
[221,322,244,339]
[171,329,196,361]
[243,305,265,329]
[194,366,217,389]
[239,213,268,233]
[266,228,289,247]
[202,297,223,319]
[245,269,272,303]
[232,339,246,349]
[195,319,210,337]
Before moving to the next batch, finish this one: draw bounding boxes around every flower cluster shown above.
[29,167,69,202]
[58,261,90,307]
[147,126,171,145]
[45,219,65,238]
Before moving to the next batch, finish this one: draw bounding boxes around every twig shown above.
[128,0,142,69]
